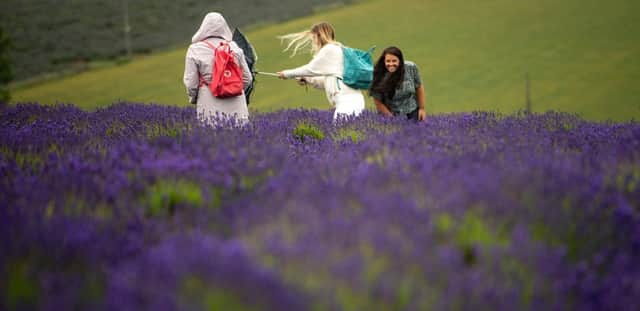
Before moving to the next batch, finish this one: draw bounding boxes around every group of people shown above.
[183,13,426,126]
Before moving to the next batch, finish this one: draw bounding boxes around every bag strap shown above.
[367,45,377,54]
[198,40,234,87]
[201,40,216,50]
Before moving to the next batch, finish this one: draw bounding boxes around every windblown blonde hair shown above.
[278,22,336,56]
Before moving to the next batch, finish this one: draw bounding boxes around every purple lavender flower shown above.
[1,103,638,310]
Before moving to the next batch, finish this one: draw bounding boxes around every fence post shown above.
[525,73,532,114]
[123,0,132,59]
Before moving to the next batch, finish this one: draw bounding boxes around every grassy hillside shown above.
[11,0,640,121]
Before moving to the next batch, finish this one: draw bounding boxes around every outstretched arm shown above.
[277,44,338,79]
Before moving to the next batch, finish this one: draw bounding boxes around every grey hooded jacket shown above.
[183,12,253,125]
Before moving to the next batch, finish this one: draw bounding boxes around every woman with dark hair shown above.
[369,46,426,121]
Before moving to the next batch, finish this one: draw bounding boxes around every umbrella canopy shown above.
[232,28,257,105]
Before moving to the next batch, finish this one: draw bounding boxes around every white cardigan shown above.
[282,43,360,106]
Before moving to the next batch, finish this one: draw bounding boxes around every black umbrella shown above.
[232,28,257,106]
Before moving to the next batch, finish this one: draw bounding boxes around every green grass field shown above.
[10,0,640,121]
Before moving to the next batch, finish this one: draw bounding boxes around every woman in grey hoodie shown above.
[183,12,253,126]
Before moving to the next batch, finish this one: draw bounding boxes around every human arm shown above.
[183,46,199,104]
[275,73,326,91]
[407,61,426,121]
[373,98,394,117]
[416,84,426,121]
[234,48,253,91]
[370,86,394,117]
[300,76,325,89]
[277,44,340,80]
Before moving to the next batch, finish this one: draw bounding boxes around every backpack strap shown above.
[367,45,377,54]
[198,40,230,87]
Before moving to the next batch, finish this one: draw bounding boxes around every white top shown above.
[282,43,361,105]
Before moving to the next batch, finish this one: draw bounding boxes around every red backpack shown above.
[199,40,243,98]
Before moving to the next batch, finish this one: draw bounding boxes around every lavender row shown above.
[1,103,638,310]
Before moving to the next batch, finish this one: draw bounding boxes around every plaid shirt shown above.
[370,61,423,115]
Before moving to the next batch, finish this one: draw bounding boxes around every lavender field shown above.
[1,103,639,310]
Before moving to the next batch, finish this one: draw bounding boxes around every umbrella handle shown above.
[255,71,280,77]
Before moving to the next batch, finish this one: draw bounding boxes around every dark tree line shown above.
[0,0,356,81]
[0,26,11,102]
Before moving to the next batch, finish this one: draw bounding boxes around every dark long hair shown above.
[369,46,405,99]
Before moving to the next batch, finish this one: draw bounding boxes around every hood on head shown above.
[192,12,232,43]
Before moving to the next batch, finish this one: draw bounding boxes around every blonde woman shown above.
[277,22,365,121]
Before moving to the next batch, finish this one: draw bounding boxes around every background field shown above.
[0,0,356,80]
[9,0,640,121]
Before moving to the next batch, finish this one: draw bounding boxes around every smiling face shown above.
[384,53,401,73]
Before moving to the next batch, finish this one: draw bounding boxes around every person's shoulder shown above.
[322,43,342,51]
[186,42,202,55]
[316,43,342,57]
[189,40,209,50]
[404,61,418,68]
[404,61,422,74]
[228,41,245,54]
